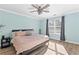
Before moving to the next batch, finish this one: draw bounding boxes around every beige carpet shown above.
[0,39,79,55]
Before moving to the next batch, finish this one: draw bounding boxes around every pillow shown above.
[15,31,32,36]
[12,32,16,38]
[15,31,27,36]
[25,31,32,36]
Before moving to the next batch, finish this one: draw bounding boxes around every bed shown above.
[11,29,49,55]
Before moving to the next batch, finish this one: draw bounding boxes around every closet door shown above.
[48,17,61,40]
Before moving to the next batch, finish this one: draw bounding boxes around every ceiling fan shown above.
[30,4,50,15]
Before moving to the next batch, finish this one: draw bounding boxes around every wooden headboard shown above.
[12,29,34,32]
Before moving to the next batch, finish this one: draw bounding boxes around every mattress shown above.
[12,35,49,54]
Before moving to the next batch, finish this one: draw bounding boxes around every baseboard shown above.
[66,40,79,45]
[50,39,79,45]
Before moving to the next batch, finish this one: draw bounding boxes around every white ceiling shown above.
[0,4,79,18]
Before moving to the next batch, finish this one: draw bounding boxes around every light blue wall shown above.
[0,10,40,46]
[65,13,79,43]
[1,9,79,46]
[39,19,46,35]
[40,13,79,43]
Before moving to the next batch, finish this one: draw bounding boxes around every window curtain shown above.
[46,19,49,36]
[60,16,65,41]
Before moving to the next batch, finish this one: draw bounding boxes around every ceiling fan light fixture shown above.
[30,4,50,15]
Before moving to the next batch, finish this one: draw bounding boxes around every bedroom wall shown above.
[40,12,79,44]
[0,10,40,46]
[65,12,79,44]
[39,19,46,35]
[1,9,79,46]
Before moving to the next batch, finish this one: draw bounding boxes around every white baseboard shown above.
[66,40,79,45]
[50,38,79,45]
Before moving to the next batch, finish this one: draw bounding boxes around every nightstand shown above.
[1,35,11,48]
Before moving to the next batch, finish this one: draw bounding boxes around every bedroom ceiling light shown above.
[30,4,50,15]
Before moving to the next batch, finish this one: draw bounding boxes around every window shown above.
[49,17,61,34]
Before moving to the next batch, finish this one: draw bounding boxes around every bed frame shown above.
[12,29,34,32]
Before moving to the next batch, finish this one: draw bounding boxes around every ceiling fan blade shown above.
[30,10,37,12]
[31,4,39,9]
[43,10,49,12]
[39,4,44,7]
[41,4,50,10]
[35,4,40,7]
